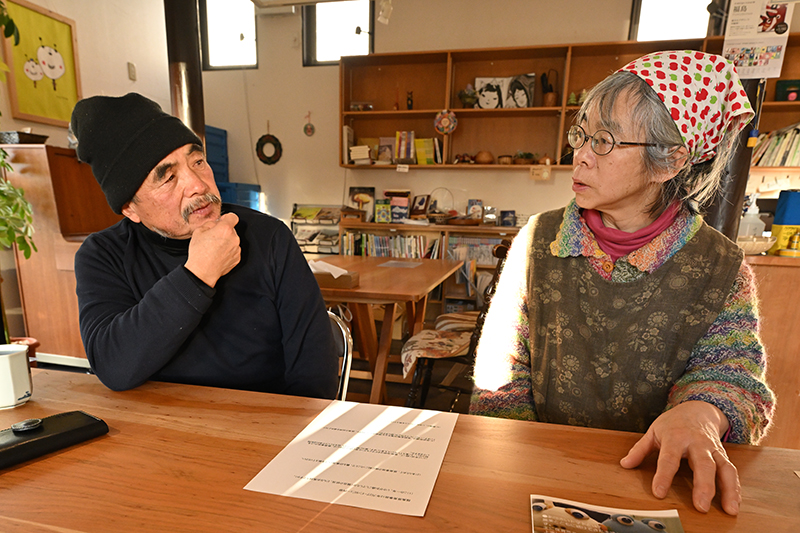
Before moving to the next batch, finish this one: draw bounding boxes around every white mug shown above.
[0,344,32,409]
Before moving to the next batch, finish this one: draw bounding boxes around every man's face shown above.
[121,143,221,239]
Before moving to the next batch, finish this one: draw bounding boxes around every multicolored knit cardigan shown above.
[470,200,774,444]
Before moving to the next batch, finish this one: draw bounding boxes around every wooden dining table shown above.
[1,369,798,532]
[314,255,462,404]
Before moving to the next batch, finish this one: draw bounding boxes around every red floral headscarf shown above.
[618,50,754,165]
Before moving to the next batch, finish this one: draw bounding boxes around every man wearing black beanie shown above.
[70,93,338,399]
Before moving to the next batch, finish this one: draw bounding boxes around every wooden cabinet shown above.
[745,255,800,450]
[340,34,800,172]
[2,145,122,363]
[339,220,518,317]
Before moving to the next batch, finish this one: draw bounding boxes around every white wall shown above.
[0,0,171,146]
[203,0,635,221]
[7,0,791,222]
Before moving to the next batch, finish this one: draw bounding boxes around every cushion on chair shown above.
[400,329,472,378]
[433,311,479,331]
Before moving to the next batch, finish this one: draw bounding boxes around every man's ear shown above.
[121,201,141,223]
[653,146,689,184]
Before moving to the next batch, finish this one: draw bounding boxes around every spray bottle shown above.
[737,194,766,238]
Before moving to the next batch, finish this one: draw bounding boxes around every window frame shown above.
[302,1,374,67]
[198,0,259,71]
[629,0,719,41]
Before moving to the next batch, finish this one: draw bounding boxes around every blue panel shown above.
[205,125,229,183]
[218,182,261,210]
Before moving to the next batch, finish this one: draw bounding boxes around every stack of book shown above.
[752,123,800,167]
[384,189,411,222]
[349,145,372,165]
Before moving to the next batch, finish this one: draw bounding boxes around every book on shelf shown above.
[433,137,442,164]
[298,228,339,254]
[394,130,416,164]
[356,137,380,159]
[293,227,320,244]
[291,205,341,224]
[448,236,504,266]
[383,189,411,198]
[375,200,391,223]
[340,231,429,259]
[414,138,436,165]
[316,206,341,224]
[348,187,375,222]
[350,144,372,165]
[390,196,409,222]
[342,125,354,164]
[752,122,800,167]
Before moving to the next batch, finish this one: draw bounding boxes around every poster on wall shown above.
[3,0,81,127]
[722,0,794,79]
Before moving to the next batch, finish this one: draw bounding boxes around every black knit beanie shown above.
[70,93,202,214]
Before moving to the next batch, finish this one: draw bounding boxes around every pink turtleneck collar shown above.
[583,203,680,262]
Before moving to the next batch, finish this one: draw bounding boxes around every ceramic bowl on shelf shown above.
[736,235,776,255]
[474,151,494,164]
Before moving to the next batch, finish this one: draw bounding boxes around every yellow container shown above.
[768,224,800,254]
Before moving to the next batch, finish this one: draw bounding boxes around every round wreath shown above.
[434,110,457,135]
[256,134,283,165]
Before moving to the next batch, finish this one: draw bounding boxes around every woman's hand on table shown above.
[619,400,740,516]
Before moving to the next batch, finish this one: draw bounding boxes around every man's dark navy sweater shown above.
[74,203,337,398]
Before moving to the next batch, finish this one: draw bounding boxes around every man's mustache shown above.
[182,193,222,222]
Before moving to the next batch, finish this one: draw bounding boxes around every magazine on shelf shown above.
[316,206,341,224]
[292,206,322,222]
[293,227,320,244]
[530,495,684,533]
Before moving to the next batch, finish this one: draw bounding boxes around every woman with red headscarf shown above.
[471,51,774,517]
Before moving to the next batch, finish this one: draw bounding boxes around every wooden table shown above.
[1,370,798,532]
[315,256,462,404]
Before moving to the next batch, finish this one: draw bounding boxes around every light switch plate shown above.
[127,62,137,81]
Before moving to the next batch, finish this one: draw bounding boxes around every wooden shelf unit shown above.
[338,220,518,315]
[3,145,123,362]
[340,33,800,173]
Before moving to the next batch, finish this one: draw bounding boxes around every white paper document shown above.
[244,401,459,516]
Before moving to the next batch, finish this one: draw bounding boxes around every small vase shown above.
[459,95,478,108]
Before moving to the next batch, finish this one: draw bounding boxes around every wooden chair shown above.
[328,310,353,401]
[402,239,511,409]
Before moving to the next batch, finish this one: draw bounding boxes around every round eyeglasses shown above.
[567,125,659,156]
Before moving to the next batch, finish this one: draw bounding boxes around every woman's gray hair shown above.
[577,71,738,215]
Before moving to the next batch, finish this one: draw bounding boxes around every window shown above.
[303,0,373,66]
[631,0,712,41]
[199,0,257,70]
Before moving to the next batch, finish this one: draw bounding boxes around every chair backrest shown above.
[328,310,353,401]
[466,239,512,357]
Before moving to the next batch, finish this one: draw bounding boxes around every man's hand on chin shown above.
[185,213,241,287]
